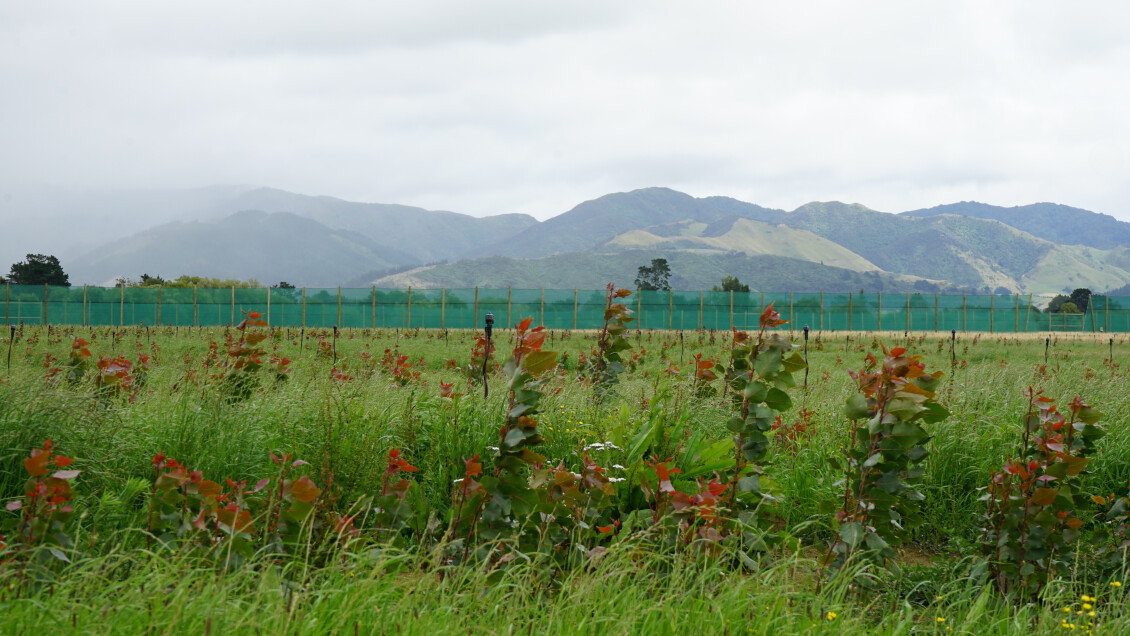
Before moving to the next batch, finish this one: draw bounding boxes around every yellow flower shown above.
[1112,581,1123,587]
[936,617,945,623]
[826,612,837,621]
[1088,611,1096,618]
[1082,603,1092,610]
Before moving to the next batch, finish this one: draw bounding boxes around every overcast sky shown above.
[2,1,1129,221]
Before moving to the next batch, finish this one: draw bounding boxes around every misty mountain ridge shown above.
[8,185,1130,294]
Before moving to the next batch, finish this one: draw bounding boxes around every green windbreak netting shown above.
[4,285,1129,332]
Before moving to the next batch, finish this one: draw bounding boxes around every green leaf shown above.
[522,351,558,375]
[764,388,792,412]
[844,393,870,419]
[839,522,865,548]
[742,381,767,402]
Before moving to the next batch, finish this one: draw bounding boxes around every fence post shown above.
[193,286,198,328]
[989,294,994,333]
[819,291,824,332]
[669,290,673,331]
[230,287,235,326]
[1106,295,1110,332]
[573,288,578,330]
[337,286,343,327]
[639,289,644,330]
[729,290,734,330]
[120,284,125,327]
[265,286,270,327]
[506,287,511,329]
[403,286,408,329]
[4,282,8,326]
[848,292,853,331]
[301,287,307,329]
[962,294,966,332]
[1014,295,1019,333]
[905,292,910,333]
[441,288,446,330]
[1091,297,1098,332]
[157,286,163,326]
[82,285,87,327]
[760,291,765,317]
[372,286,377,329]
[789,292,794,332]
[43,283,48,326]
[540,288,545,326]
[934,294,938,331]
[1025,294,1032,332]
[474,287,478,328]
[699,290,704,330]
[877,292,882,332]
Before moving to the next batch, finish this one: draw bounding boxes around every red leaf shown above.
[53,456,74,468]
[596,525,614,534]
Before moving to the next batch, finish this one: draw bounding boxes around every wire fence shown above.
[3,285,1128,332]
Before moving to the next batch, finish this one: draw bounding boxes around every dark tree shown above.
[634,258,672,291]
[1069,288,1092,314]
[8,254,70,286]
[712,275,750,293]
[274,281,296,289]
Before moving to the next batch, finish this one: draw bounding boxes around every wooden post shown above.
[638,289,644,330]
[157,286,163,326]
[193,286,198,328]
[819,291,824,332]
[405,286,410,329]
[4,283,8,327]
[301,287,307,329]
[877,292,883,332]
[760,291,765,316]
[934,294,938,331]
[1106,295,1110,332]
[82,285,87,327]
[230,286,235,326]
[1014,295,1019,333]
[120,284,125,327]
[989,294,994,333]
[573,288,578,330]
[540,288,545,326]
[906,292,910,333]
[265,286,270,327]
[441,288,446,330]
[371,286,376,329]
[1090,296,1098,332]
[43,283,48,326]
[669,289,674,330]
[507,287,512,329]
[848,292,853,331]
[729,290,734,330]
[337,286,343,327]
[789,292,794,331]
[962,294,966,332]
[473,287,478,328]
[1025,294,1032,332]
[699,290,704,330]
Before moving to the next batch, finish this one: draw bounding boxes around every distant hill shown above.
[215,188,538,263]
[902,201,1130,249]
[18,184,1130,294]
[68,211,419,287]
[370,250,957,294]
[481,188,784,258]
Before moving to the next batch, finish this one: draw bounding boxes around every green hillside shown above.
[904,201,1130,249]
[70,211,416,287]
[370,250,955,294]
[482,187,785,258]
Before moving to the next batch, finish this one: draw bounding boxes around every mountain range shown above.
[9,185,1130,295]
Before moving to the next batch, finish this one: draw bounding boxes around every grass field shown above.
[0,320,1127,634]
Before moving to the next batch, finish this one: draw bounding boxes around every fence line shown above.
[2,284,1128,332]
